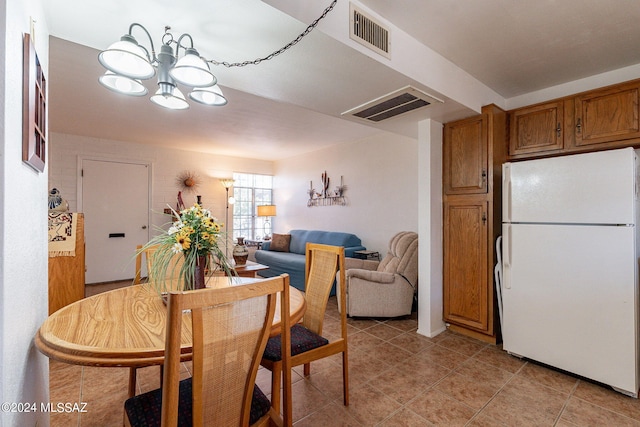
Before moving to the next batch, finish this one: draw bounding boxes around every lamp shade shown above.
[98,35,155,79]
[220,178,235,189]
[257,205,276,217]
[150,86,189,110]
[169,48,216,87]
[99,71,148,96]
[189,84,228,106]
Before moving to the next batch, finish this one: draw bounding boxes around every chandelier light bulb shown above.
[99,71,148,96]
[189,84,228,106]
[150,87,189,110]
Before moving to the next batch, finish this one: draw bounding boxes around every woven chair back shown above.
[137,244,186,291]
[303,243,345,335]
[162,278,283,426]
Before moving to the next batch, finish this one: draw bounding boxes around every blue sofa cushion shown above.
[287,230,363,255]
[256,251,306,276]
[255,229,366,294]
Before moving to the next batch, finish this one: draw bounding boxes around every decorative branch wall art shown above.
[307,171,347,207]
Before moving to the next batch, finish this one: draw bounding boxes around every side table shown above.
[354,250,381,261]
[245,239,266,250]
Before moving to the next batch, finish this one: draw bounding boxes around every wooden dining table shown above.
[35,276,306,396]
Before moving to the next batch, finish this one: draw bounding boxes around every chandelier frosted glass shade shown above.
[189,84,228,106]
[98,35,155,79]
[99,71,148,96]
[169,47,216,87]
[150,86,189,110]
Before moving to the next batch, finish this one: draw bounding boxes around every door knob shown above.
[142,225,147,230]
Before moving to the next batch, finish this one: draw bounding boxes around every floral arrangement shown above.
[139,203,234,292]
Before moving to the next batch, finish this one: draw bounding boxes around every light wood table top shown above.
[35,277,305,367]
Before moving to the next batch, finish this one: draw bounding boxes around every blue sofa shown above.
[254,229,366,293]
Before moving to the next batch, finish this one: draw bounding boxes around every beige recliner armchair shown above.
[338,231,418,317]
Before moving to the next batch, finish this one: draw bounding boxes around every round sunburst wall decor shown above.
[176,170,201,193]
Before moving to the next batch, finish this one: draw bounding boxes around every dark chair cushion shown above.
[124,377,270,426]
[263,324,329,362]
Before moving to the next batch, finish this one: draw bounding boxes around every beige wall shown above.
[1,0,50,425]
[50,131,419,256]
[273,131,419,254]
[49,131,274,241]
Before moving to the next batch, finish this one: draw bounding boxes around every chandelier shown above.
[98,24,226,110]
[97,0,337,111]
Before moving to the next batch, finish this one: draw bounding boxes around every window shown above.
[232,173,273,241]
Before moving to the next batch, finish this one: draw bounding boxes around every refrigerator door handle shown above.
[503,225,511,289]
[503,164,512,222]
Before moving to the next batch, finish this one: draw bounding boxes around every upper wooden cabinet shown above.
[443,115,488,195]
[573,81,640,147]
[509,101,564,156]
[508,78,640,158]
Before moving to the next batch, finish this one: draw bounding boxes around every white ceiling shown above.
[43,0,640,160]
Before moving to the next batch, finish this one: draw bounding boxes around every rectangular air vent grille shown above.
[353,94,429,122]
[350,4,391,59]
[342,86,444,123]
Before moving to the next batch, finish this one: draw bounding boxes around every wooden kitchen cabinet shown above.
[572,81,640,148]
[443,115,488,195]
[442,105,505,343]
[443,198,490,332]
[508,78,640,159]
[509,101,564,156]
[49,213,85,314]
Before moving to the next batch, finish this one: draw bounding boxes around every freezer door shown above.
[502,223,638,396]
[503,148,637,225]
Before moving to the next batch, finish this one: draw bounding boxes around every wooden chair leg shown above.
[270,361,282,412]
[128,368,137,398]
[342,351,349,406]
[303,362,311,377]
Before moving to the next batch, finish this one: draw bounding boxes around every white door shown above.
[82,159,150,283]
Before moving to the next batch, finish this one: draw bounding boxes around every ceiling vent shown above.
[342,86,444,123]
[350,3,391,59]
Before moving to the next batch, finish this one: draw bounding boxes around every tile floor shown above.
[47,282,640,426]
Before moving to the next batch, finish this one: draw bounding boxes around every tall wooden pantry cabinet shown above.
[443,104,506,343]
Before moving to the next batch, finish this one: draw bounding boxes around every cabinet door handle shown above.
[481,169,487,185]
[556,123,562,138]
[482,212,487,224]
[576,118,582,134]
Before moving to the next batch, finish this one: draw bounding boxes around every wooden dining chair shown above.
[130,245,187,398]
[261,243,349,411]
[134,244,186,290]
[124,274,292,427]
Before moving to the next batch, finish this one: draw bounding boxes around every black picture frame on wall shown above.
[23,33,46,173]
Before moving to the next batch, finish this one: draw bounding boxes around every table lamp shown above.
[257,204,276,240]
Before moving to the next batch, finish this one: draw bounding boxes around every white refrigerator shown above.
[501,147,639,397]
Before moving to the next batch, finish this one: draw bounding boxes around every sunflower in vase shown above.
[139,203,234,293]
